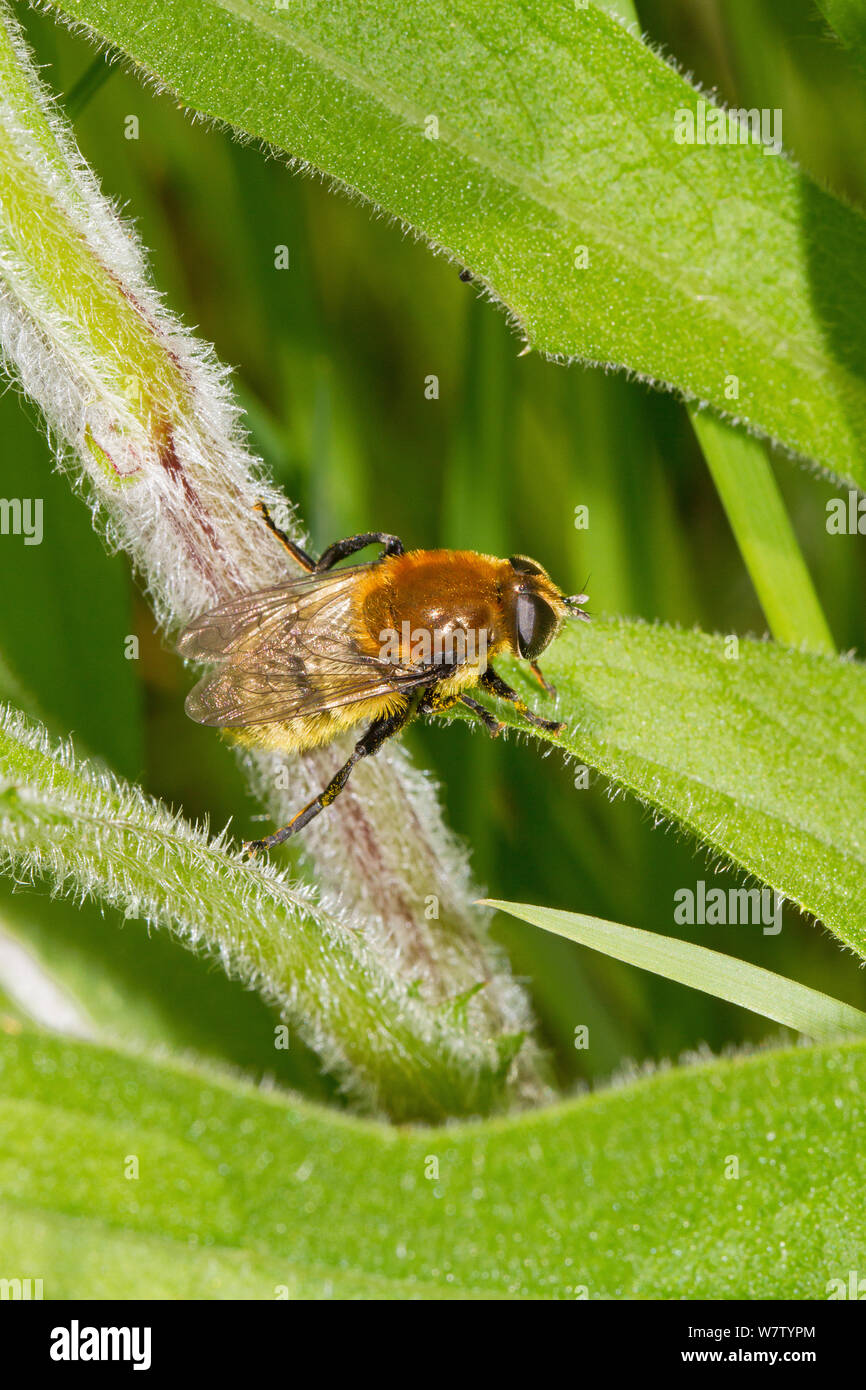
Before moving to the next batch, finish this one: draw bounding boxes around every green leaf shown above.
[2,1027,865,1298]
[483,900,866,1042]
[816,0,866,78]
[0,883,338,1101]
[43,0,866,486]
[461,619,866,955]
[0,704,525,1121]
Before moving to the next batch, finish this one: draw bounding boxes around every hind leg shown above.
[255,502,403,573]
[244,705,412,854]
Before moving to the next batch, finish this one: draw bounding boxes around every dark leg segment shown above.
[256,502,404,573]
[244,705,412,854]
[480,665,565,735]
[315,532,404,570]
[419,683,505,737]
[254,501,317,572]
[418,683,460,717]
[459,694,505,736]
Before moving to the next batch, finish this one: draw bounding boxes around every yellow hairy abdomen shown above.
[225,692,409,754]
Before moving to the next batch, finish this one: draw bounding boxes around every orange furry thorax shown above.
[353,549,512,658]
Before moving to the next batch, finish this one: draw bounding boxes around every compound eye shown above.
[509,555,546,577]
[515,594,558,659]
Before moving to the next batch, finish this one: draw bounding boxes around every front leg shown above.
[419,682,504,737]
[529,661,556,698]
[418,683,460,717]
[480,665,565,736]
[254,501,317,571]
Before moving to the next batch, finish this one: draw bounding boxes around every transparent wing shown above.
[178,566,433,727]
[177,566,369,662]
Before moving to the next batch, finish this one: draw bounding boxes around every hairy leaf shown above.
[1,1028,864,1298]
[41,0,866,486]
[468,619,866,955]
[817,0,866,79]
[0,704,525,1121]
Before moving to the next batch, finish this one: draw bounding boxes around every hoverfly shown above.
[179,504,589,853]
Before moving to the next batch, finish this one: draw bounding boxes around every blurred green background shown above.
[2,0,864,1100]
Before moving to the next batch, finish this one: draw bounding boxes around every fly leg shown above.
[254,501,317,572]
[418,683,505,738]
[418,683,460,717]
[480,665,565,736]
[529,661,557,698]
[315,532,404,570]
[244,704,413,854]
[256,502,404,572]
[459,695,505,737]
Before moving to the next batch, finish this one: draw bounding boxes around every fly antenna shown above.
[564,590,591,622]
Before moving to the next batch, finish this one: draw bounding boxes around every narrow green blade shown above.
[483,899,866,1042]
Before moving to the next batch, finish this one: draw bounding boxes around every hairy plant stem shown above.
[0,3,551,1113]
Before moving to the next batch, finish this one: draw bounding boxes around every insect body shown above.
[179,504,589,852]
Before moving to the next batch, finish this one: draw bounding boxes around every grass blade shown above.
[483,899,866,1042]
[690,409,835,654]
[63,50,112,118]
